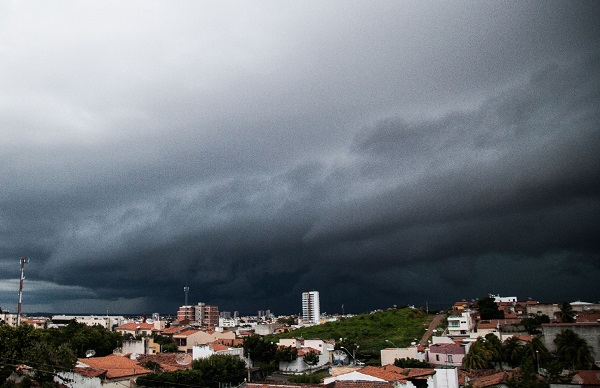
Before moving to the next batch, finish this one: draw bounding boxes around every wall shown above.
[542,323,600,364]
[380,347,422,366]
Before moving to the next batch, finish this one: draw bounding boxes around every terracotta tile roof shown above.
[77,355,151,379]
[468,371,512,387]
[330,382,394,388]
[216,338,244,347]
[161,325,187,335]
[73,367,106,378]
[136,353,190,371]
[359,365,434,382]
[174,329,201,338]
[213,343,230,352]
[329,366,362,377]
[572,370,600,385]
[477,321,499,329]
[513,335,533,342]
[115,322,154,331]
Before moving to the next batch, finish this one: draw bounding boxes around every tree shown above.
[394,358,432,368]
[243,335,278,378]
[192,354,247,387]
[554,329,594,369]
[482,334,503,369]
[521,314,550,334]
[502,336,524,368]
[276,316,296,326]
[477,296,504,320]
[22,341,77,382]
[505,357,548,388]
[275,346,298,363]
[152,334,178,353]
[303,349,320,372]
[558,302,575,323]
[463,338,493,370]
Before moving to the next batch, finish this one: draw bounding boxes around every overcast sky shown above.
[1,1,599,316]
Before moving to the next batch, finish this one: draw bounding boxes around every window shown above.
[448,355,453,363]
[436,355,440,361]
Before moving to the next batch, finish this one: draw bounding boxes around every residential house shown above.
[447,311,474,336]
[380,346,425,366]
[324,364,456,388]
[192,342,246,363]
[49,315,127,330]
[475,321,501,339]
[174,328,236,353]
[427,343,466,367]
[115,322,156,337]
[56,354,151,387]
[279,347,328,374]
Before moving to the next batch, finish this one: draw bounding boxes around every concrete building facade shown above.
[302,291,320,325]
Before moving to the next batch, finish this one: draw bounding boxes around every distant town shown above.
[1,290,599,387]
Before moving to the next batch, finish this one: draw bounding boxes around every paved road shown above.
[420,313,445,345]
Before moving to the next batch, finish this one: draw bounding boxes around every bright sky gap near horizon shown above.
[1,1,599,315]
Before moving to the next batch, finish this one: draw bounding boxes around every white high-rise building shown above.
[302,291,320,325]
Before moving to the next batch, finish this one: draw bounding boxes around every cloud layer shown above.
[1,1,599,314]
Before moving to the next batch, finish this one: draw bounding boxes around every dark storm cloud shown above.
[1,1,599,314]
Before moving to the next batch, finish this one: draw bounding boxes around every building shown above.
[196,302,219,327]
[58,355,152,387]
[447,311,474,336]
[490,294,517,303]
[427,343,466,367]
[302,291,320,325]
[323,364,455,388]
[177,305,196,323]
[48,315,127,330]
[381,346,425,366]
[115,322,156,337]
[174,328,236,353]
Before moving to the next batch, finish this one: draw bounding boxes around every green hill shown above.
[273,308,433,362]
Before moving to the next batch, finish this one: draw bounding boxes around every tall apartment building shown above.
[177,305,196,322]
[302,291,320,325]
[196,302,219,328]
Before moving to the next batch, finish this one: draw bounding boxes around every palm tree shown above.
[502,336,524,368]
[558,301,575,323]
[554,329,594,369]
[482,334,503,369]
[463,339,492,370]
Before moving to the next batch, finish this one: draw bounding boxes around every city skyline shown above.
[1,1,599,315]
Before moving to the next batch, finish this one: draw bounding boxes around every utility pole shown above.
[17,256,29,326]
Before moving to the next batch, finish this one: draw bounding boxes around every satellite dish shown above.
[176,354,192,366]
[130,353,139,360]
[332,350,348,365]
[85,350,96,358]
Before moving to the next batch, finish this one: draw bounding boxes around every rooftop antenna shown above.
[16,256,29,326]
[184,286,189,306]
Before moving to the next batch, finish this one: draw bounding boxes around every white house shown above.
[447,311,474,336]
[192,342,246,364]
[380,346,425,366]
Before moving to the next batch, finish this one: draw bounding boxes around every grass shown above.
[272,308,433,361]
